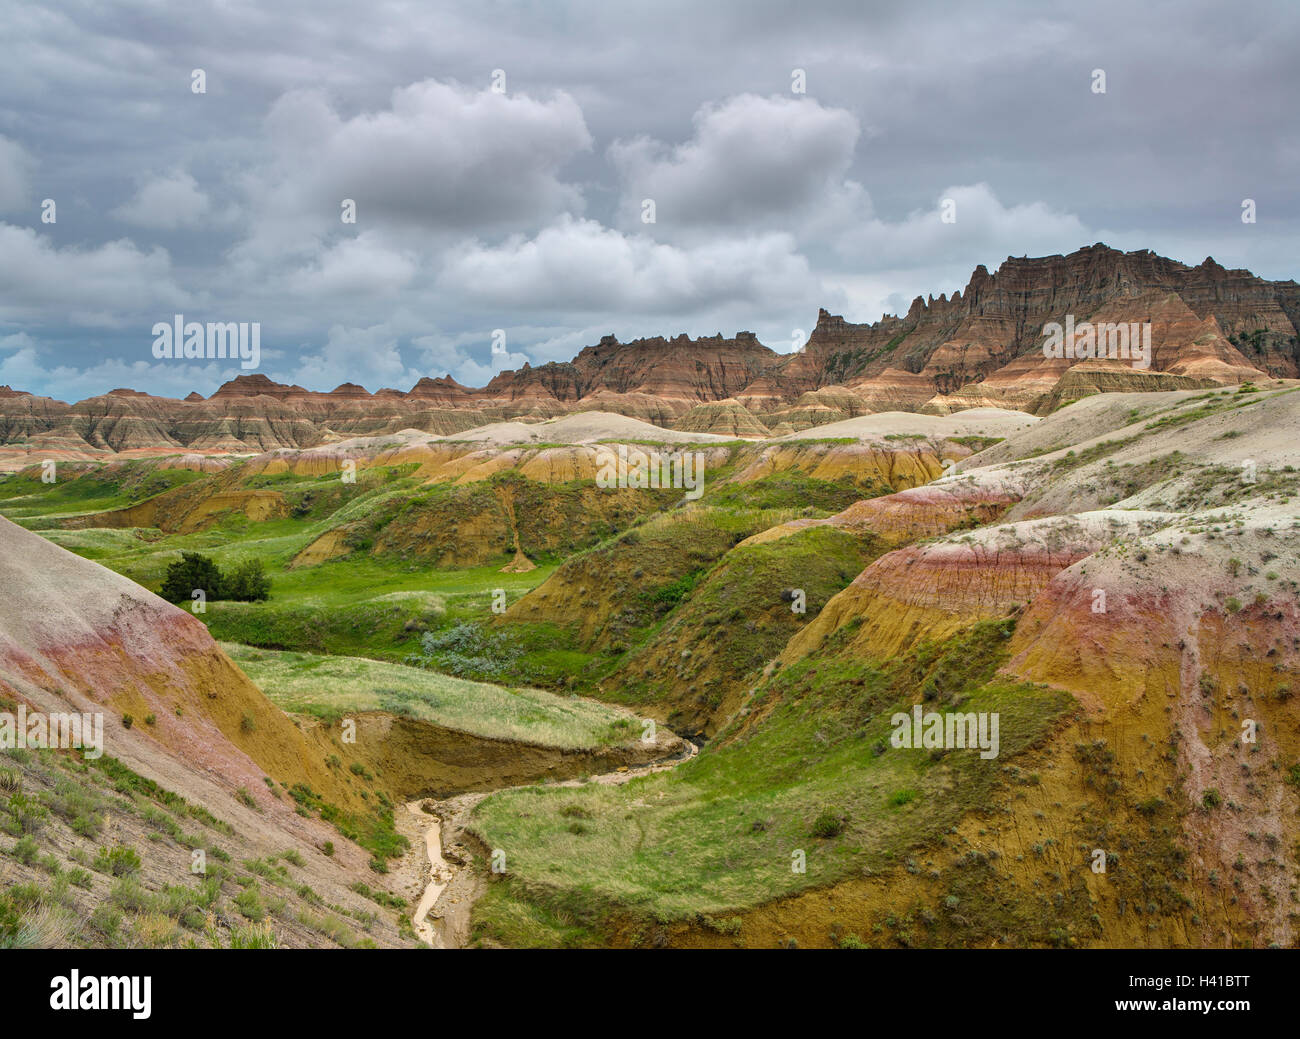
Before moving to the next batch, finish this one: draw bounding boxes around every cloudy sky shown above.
[1,0,1296,400]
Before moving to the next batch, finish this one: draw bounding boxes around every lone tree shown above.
[160,552,224,603]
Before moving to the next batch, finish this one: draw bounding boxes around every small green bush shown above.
[93,844,142,877]
[810,812,846,838]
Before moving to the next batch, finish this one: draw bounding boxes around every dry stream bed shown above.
[402,740,698,948]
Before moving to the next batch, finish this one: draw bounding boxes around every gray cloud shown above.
[609,94,865,236]
[255,81,592,232]
[0,0,1294,397]
[0,135,34,213]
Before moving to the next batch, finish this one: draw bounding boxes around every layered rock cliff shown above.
[2,244,1294,468]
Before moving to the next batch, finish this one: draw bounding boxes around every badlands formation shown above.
[1,244,1296,471]
[0,244,1298,950]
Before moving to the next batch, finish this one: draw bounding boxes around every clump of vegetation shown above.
[409,622,522,681]
[233,884,267,921]
[93,844,142,877]
[228,921,278,948]
[2,790,48,835]
[350,881,406,909]
[701,915,743,936]
[810,812,847,838]
[160,552,271,603]
[11,835,39,865]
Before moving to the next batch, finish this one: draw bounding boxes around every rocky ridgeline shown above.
[2,244,1296,463]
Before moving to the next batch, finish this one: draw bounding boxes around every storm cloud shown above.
[0,0,1295,397]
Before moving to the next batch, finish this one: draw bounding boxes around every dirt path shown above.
[404,740,698,948]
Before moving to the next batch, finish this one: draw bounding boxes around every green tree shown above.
[160,552,223,603]
[224,558,271,602]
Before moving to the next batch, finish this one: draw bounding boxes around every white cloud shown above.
[410,330,531,387]
[610,94,866,239]
[0,345,242,401]
[0,223,190,326]
[439,215,823,315]
[233,79,592,266]
[284,232,420,299]
[289,322,424,391]
[0,331,38,355]
[112,171,213,230]
[835,183,1089,268]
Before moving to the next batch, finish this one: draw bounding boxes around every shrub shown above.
[90,903,122,939]
[93,844,142,877]
[0,903,77,948]
[8,883,41,911]
[12,835,39,865]
[810,812,846,838]
[419,622,487,655]
[108,877,151,912]
[349,882,405,909]
[0,897,20,943]
[229,921,278,949]
[234,885,266,921]
[4,792,48,835]
[701,915,743,936]
[224,559,272,602]
[45,778,106,837]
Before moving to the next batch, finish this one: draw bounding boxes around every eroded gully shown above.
[404,740,698,948]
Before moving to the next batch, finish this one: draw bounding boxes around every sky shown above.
[0,0,1296,400]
